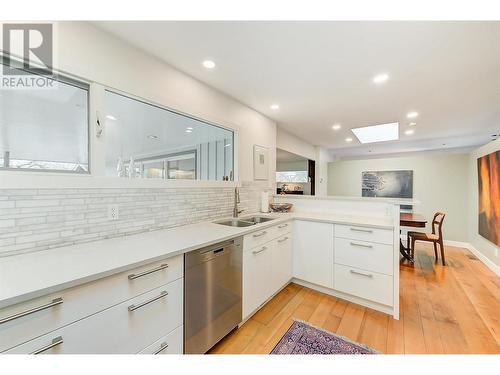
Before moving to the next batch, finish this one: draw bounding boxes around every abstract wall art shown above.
[478,150,500,246]
[362,170,414,209]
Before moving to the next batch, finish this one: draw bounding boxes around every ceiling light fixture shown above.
[373,73,389,84]
[345,137,353,143]
[202,60,216,69]
[185,129,193,133]
[405,129,415,135]
[409,122,417,126]
[332,124,341,130]
[106,115,116,120]
[270,104,280,110]
[147,134,159,140]
[406,111,419,119]
[351,122,399,144]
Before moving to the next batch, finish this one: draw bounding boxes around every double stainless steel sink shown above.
[215,216,275,227]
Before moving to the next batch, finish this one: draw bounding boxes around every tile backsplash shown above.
[0,181,270,257]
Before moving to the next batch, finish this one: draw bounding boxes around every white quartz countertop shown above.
[273,194,419,206]
[0,211,395,309]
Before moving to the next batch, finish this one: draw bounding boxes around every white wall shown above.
[276,127,316,160]
[468,139,500,268]
[54,22,276,185]
[276,160,308,172]
[327,153,470,242]
[315,146,334,196]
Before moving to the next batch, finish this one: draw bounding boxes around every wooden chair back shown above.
[431,212,446,240]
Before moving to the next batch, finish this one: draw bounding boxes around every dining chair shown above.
[408,212,446,265]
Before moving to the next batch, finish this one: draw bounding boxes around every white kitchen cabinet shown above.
[242,241,274,319]
[272,234,292,292]
[0,255,184,353]
[334,264,393,306]
[138,325,183,354]
[5,280,183,354]
[292,220,334,289]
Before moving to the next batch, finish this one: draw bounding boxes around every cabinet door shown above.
[272,235,292,292]
[242,243,272,320]
[292,220,334,288]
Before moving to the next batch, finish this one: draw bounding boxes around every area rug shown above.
[271,320,378,354]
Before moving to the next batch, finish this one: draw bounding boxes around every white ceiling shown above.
[94,21,500,158]
[276,148,308,163]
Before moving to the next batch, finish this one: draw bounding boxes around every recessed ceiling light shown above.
[186,127,193,130]
[373,73,389,84]
[351,122,399,144]
[147,135,159,140]
[405,129,415,135]
[409,122,417,126]
[185,129,193,133]
[345,137,353,143]
[270,104,280,110]
[406,112,419,119]
[332,124,341,130]
[202,60,216,69]
[106,115,116,120]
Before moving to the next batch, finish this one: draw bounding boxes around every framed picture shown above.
[478,150,500,246]
[253,145,269,180]
[362,170,414,210]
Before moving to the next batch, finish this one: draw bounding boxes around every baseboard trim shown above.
[463,244,500,277]
[399,235,500,276]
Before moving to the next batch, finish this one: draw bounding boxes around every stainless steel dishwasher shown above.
[184,237,242,354]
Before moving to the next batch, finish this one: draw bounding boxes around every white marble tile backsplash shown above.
[0,181,270,257]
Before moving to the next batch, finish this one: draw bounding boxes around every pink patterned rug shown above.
[271,320,378,354]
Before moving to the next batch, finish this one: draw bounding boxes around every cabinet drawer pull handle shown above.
[252,246,267,254]
[278,237,289,243]
[253,231,267,238]
[128,264,169,280]
[32,336,63,354]
[128,291,168,311]
[0,297,63,325]
[350,242,373,249]
[278,224,288,229]
[350,228,373,233]
[153,342,169,354]
[350,270,373,278]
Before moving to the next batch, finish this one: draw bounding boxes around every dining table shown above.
[399,212,427,262]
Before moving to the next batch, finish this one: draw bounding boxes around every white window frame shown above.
[0,77,240,189]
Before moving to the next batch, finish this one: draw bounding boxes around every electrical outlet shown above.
[107,204,119,220]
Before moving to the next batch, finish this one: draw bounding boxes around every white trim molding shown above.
[463,243,500,277]
[0,172,241,189]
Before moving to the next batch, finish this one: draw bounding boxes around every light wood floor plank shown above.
[210,244,500,354]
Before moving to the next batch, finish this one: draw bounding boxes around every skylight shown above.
[351,122,399,144]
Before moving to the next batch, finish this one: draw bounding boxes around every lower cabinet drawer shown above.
[334,264,393,306]
[138,325,183,354]
[335,224,393,245]
[275,221,292,236]
[243,226,277,251]
[334,237,393,275]
[5,279,183,354]
[0,254,183,352]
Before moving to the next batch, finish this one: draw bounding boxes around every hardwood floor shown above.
[209,243,500,354]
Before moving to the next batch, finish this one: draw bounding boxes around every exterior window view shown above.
[0,3,499,375]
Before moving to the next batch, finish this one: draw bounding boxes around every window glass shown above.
[276,171,308,183]
[0,67,89,173]
[104,91,234,181]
